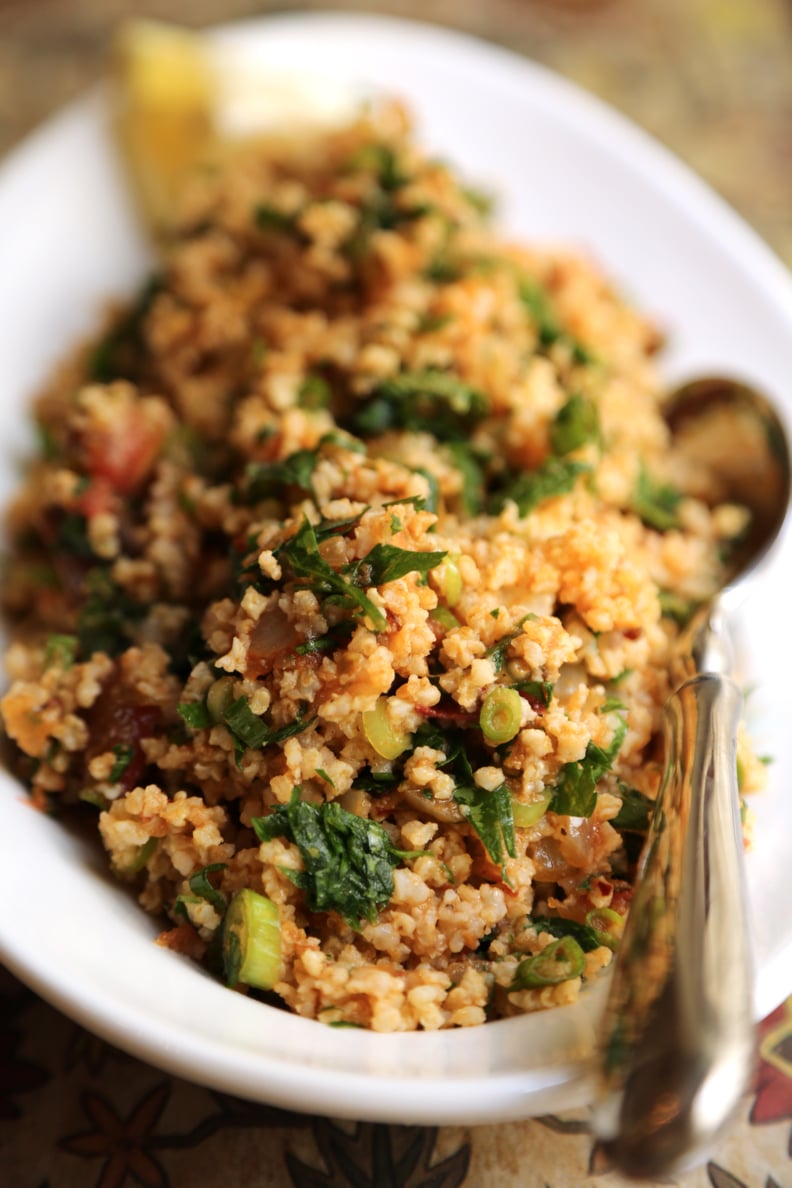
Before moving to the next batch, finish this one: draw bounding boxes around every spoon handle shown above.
[593,672,754,1178]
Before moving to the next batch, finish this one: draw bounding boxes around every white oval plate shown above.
[1,13,791,1126]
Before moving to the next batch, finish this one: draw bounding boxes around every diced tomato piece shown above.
[77,477,117,519]
[84,407,166,494]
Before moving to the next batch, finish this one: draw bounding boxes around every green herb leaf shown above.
[612,787,653,831]
[518,278,564,348]
[518,278,595,365]
[347,543,446,588]
[461,184,495,218]
[317,429,367,455]
[513,679,554,708]
[658,589,700,625]
[252,788,408,927]
[530,916,600,953]
[55,512,93,557]
[445,442,485,515]
[187,862,228,914]
[44,633,78,670]
[550,394,600,456]
[295,620,356,656]
[350,370,487,442]
[344,143,409,191]
[489,459,589,517]
[550,716,627,818]
[351,767,401,793]
[298,375,332,410]
[255,204,300,233]
[109,743,135,784]
[417,311,455,334]
[77,567,144,657]
[633,465,682,531]
[454,782,516,872]
[485,616,533,674]
[278,518,386,630]
[89,276,161,383]
[244,448,318,502]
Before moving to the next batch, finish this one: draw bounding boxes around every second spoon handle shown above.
[593,673,754,1178]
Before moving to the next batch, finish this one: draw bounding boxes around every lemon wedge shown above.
[111,20,367,233]
[113,21,217,231]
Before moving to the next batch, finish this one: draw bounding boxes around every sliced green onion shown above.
[433,554,462,607]
[585,907,624,951]
[222,889,282,990]
[206,675,236,725]
[510,935,586,990]
[511,790,552,827]
[429,606,460,632]
[126,837,158,875]
[480,687,522,744]
[362,698,411,760]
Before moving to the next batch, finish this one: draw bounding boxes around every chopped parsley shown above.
[518,278,594,365]
[346,543,446,588]
[550,715,627,818]
[254,203,300,234]
[252,788,418,928]
[454,781,516,874]
[488,458,589,517]
[445,442,486,515]
[277,518,385,629]
[174,862,228,921]
[278,520,445,632]
[77,567,144,658]
[612,787,653,831]
[244,448,318,502]
[599,696,627,713]
[298,375,332,410]
[344,143,409,191]
[108,743,135,784]
[658,590,700,625]
[632,465,682,531]
[513,679,554,708]
[89,276,161,383]
[349,369,487,441]
[550,394,600,456]
[43,633,78,670]
[485,616,533,674]
[54,512,93,557]
[530,916,600,953]
[178,695,314,761]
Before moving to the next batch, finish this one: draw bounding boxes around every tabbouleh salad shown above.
[0,102,764,1031]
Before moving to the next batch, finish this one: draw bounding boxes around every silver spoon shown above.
[593,377,791,1178]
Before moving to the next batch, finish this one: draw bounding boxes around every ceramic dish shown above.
[1,13,791,1126]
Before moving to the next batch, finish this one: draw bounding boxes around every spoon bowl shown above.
[666,377,791,613]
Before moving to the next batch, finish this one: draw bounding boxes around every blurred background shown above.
[0,0,791,266]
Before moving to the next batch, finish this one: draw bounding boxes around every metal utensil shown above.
[593,377,792,1178]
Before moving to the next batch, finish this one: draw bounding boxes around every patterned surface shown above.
[1,0,792,1183]
[1,964,791,1185]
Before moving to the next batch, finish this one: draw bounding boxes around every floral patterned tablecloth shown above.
[2,0,792,1184]
[2,963,791,1187]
